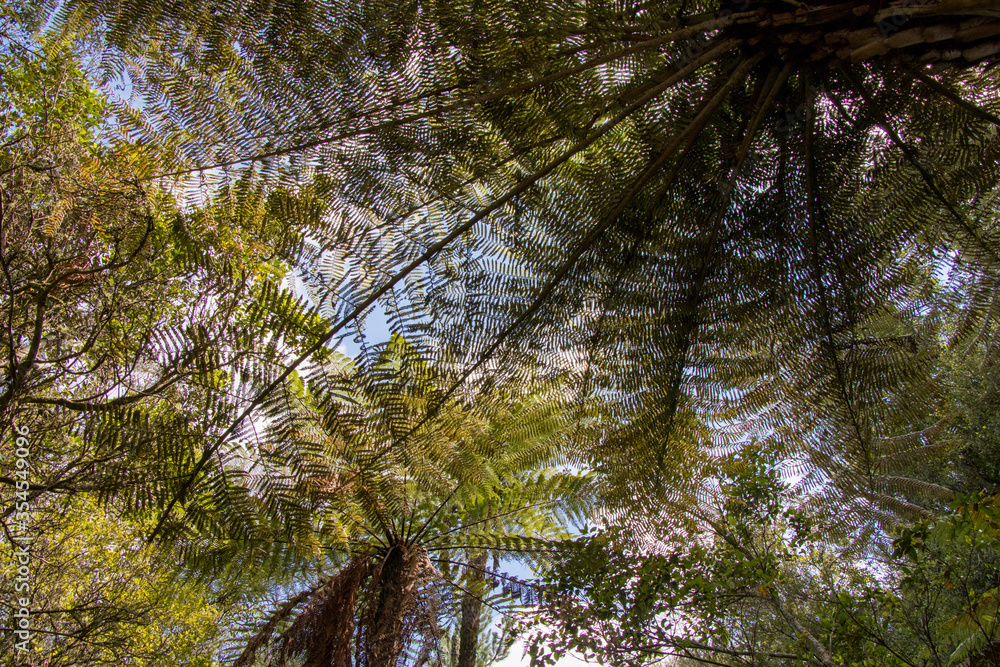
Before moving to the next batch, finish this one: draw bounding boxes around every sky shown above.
[495,640,594,667]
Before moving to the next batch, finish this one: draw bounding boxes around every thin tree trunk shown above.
[457,551,489,667]
[769,592,838,667]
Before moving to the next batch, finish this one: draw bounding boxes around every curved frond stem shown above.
[303,38,743,500]
[393,50,758,468]
[802,81,872,485]
[395,466,412,546]
[149,18,745,180]
[431,558,538,586]
[423,498,570,544]
[351,518,392,551]
[650,54,778,469]
[407,479,466,547]
[736,61,794,170]
[426,569,512,618]
[356,474,397,546]
[838,67,1000,268]
[425,544,560,554]
[908,68,1000,128]
[567,234,645,449]
[368,136,564,234]
[145,38,737,542]
[432,557,545,615]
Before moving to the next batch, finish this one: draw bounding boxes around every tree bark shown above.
[457,551,489,667]
[367,544,424,667]
[769,591,838,667]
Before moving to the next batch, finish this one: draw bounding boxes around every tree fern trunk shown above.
[457,551,489,667]
[717,2,1000,70]
[367,544,423,667]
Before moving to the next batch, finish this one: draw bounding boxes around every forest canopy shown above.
[3,0,1000,665]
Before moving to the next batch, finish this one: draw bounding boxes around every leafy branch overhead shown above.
[4,1,1000,666]
[31,0,998,528]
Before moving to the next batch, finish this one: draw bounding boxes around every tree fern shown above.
[178,337,596,665]
[31,0,1000,536]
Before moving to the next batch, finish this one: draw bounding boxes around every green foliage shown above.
[0,29,349,667]
[532,446,1000,667]
[531,454,827,666]
[947,357,1000,494]
[890,493,1000,666]
[26,0,1000,544]
[214,336,594,667]
[0,39,104,146]
[0,497,226,665]
[4,1,1000,665]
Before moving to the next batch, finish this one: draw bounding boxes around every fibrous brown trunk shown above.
[457,551,489,667]
[279,558,371,667]
[365,544,425,667]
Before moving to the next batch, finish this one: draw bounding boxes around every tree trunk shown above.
[769,591,838,667]
[367,544,424,667]
[457,551,489,667]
